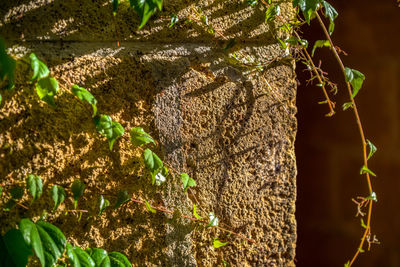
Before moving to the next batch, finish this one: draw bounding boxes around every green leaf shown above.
[0,38,16,90]
[365,192,377,202]
[35,76,59,107]
[207,212,219,227]
[246,0,258,7]
[224,38,237,51]
[265,5,280,23]
[108,252,131,267]
[292,0,320,24]
[66,243,95,267]
[143,148,163,184]
[180,173,196,192]
[114,190,130,209]
[10,186,24,200]
[30,53,49,81]
[0,185,2,197]
[72,85,97,117]
[154,172,166,186]
[360,165,376,177]
[277,37,287,49]
[213,238,228,248]
[51,185,66,212]
[344,67,365,98]
[1,228,33,267]
[71,180,85,209]
[130,127,155,147]
[322,1,338,34]
[19,219,66,267]
[113,0,120,16]
[169,14,179,28]
[99,195,110,216]
[360,218,367,229]
[344,261,350,267]
[144,200,156,213]
[311,40,330,57]
[342,102,353,111]
[193,204,204,219]
[366,139,377,160]
[26,174,43,201]
[358,247,365,253]
[285,36,308,48]
[94,115,125,151]
[3,199,17,211]
[86,248,110,267]
[129,0,163,29]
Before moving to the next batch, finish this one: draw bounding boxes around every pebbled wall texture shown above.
[0,0,297,266]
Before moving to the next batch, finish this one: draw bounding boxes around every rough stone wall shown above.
[0,0,297,266]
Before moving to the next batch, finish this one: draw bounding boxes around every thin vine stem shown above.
[260,1,335,116]
[130,197,260,247]
[315,11,373,266]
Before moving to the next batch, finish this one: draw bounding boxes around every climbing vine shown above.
[0,0,380,266]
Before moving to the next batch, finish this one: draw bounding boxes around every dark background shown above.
[296,1,400,266]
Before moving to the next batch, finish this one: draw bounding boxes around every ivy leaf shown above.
[144,200,156,213]
[10,186,24,200]
[109,252,132,267]
[311,40,330,57]
[0,229,33,267]
[114,190,130,209]
[224,38,237,51]
[285,36,308,48]
[113,0,120,16]
[365,192,377,202]
[30,53,49,82]
[66,243,95,267]
[35,76,59,107]
[213,238,228,248]
[72,85,97,117]
[342,102,353,111]
[143,149,163,184]
[265,5,280,23]
[51,185,66,212]
[129,0,163,29]
[180,173,196,192]
[344,67,365,98]
[130,127,155,147]
[99,195,110,216]
[169,14,179,28]
[193,204,203,219]
[154,172,166,186]
[86,248,110,267]
[3,199,17,211]
[366,139,377,160]
[0,38,16,90]
[277,37,287,49]
[71,180,85,209]
[94,115,125,151]
[360,165,376,177]
[207,212,219,227]
[292,0,320,24]
[19,219,66,267]
[246,0,258,7]
[322,1,338,34]
[26,174,43,201]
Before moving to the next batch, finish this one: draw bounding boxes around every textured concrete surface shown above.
[0,0,297,266]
